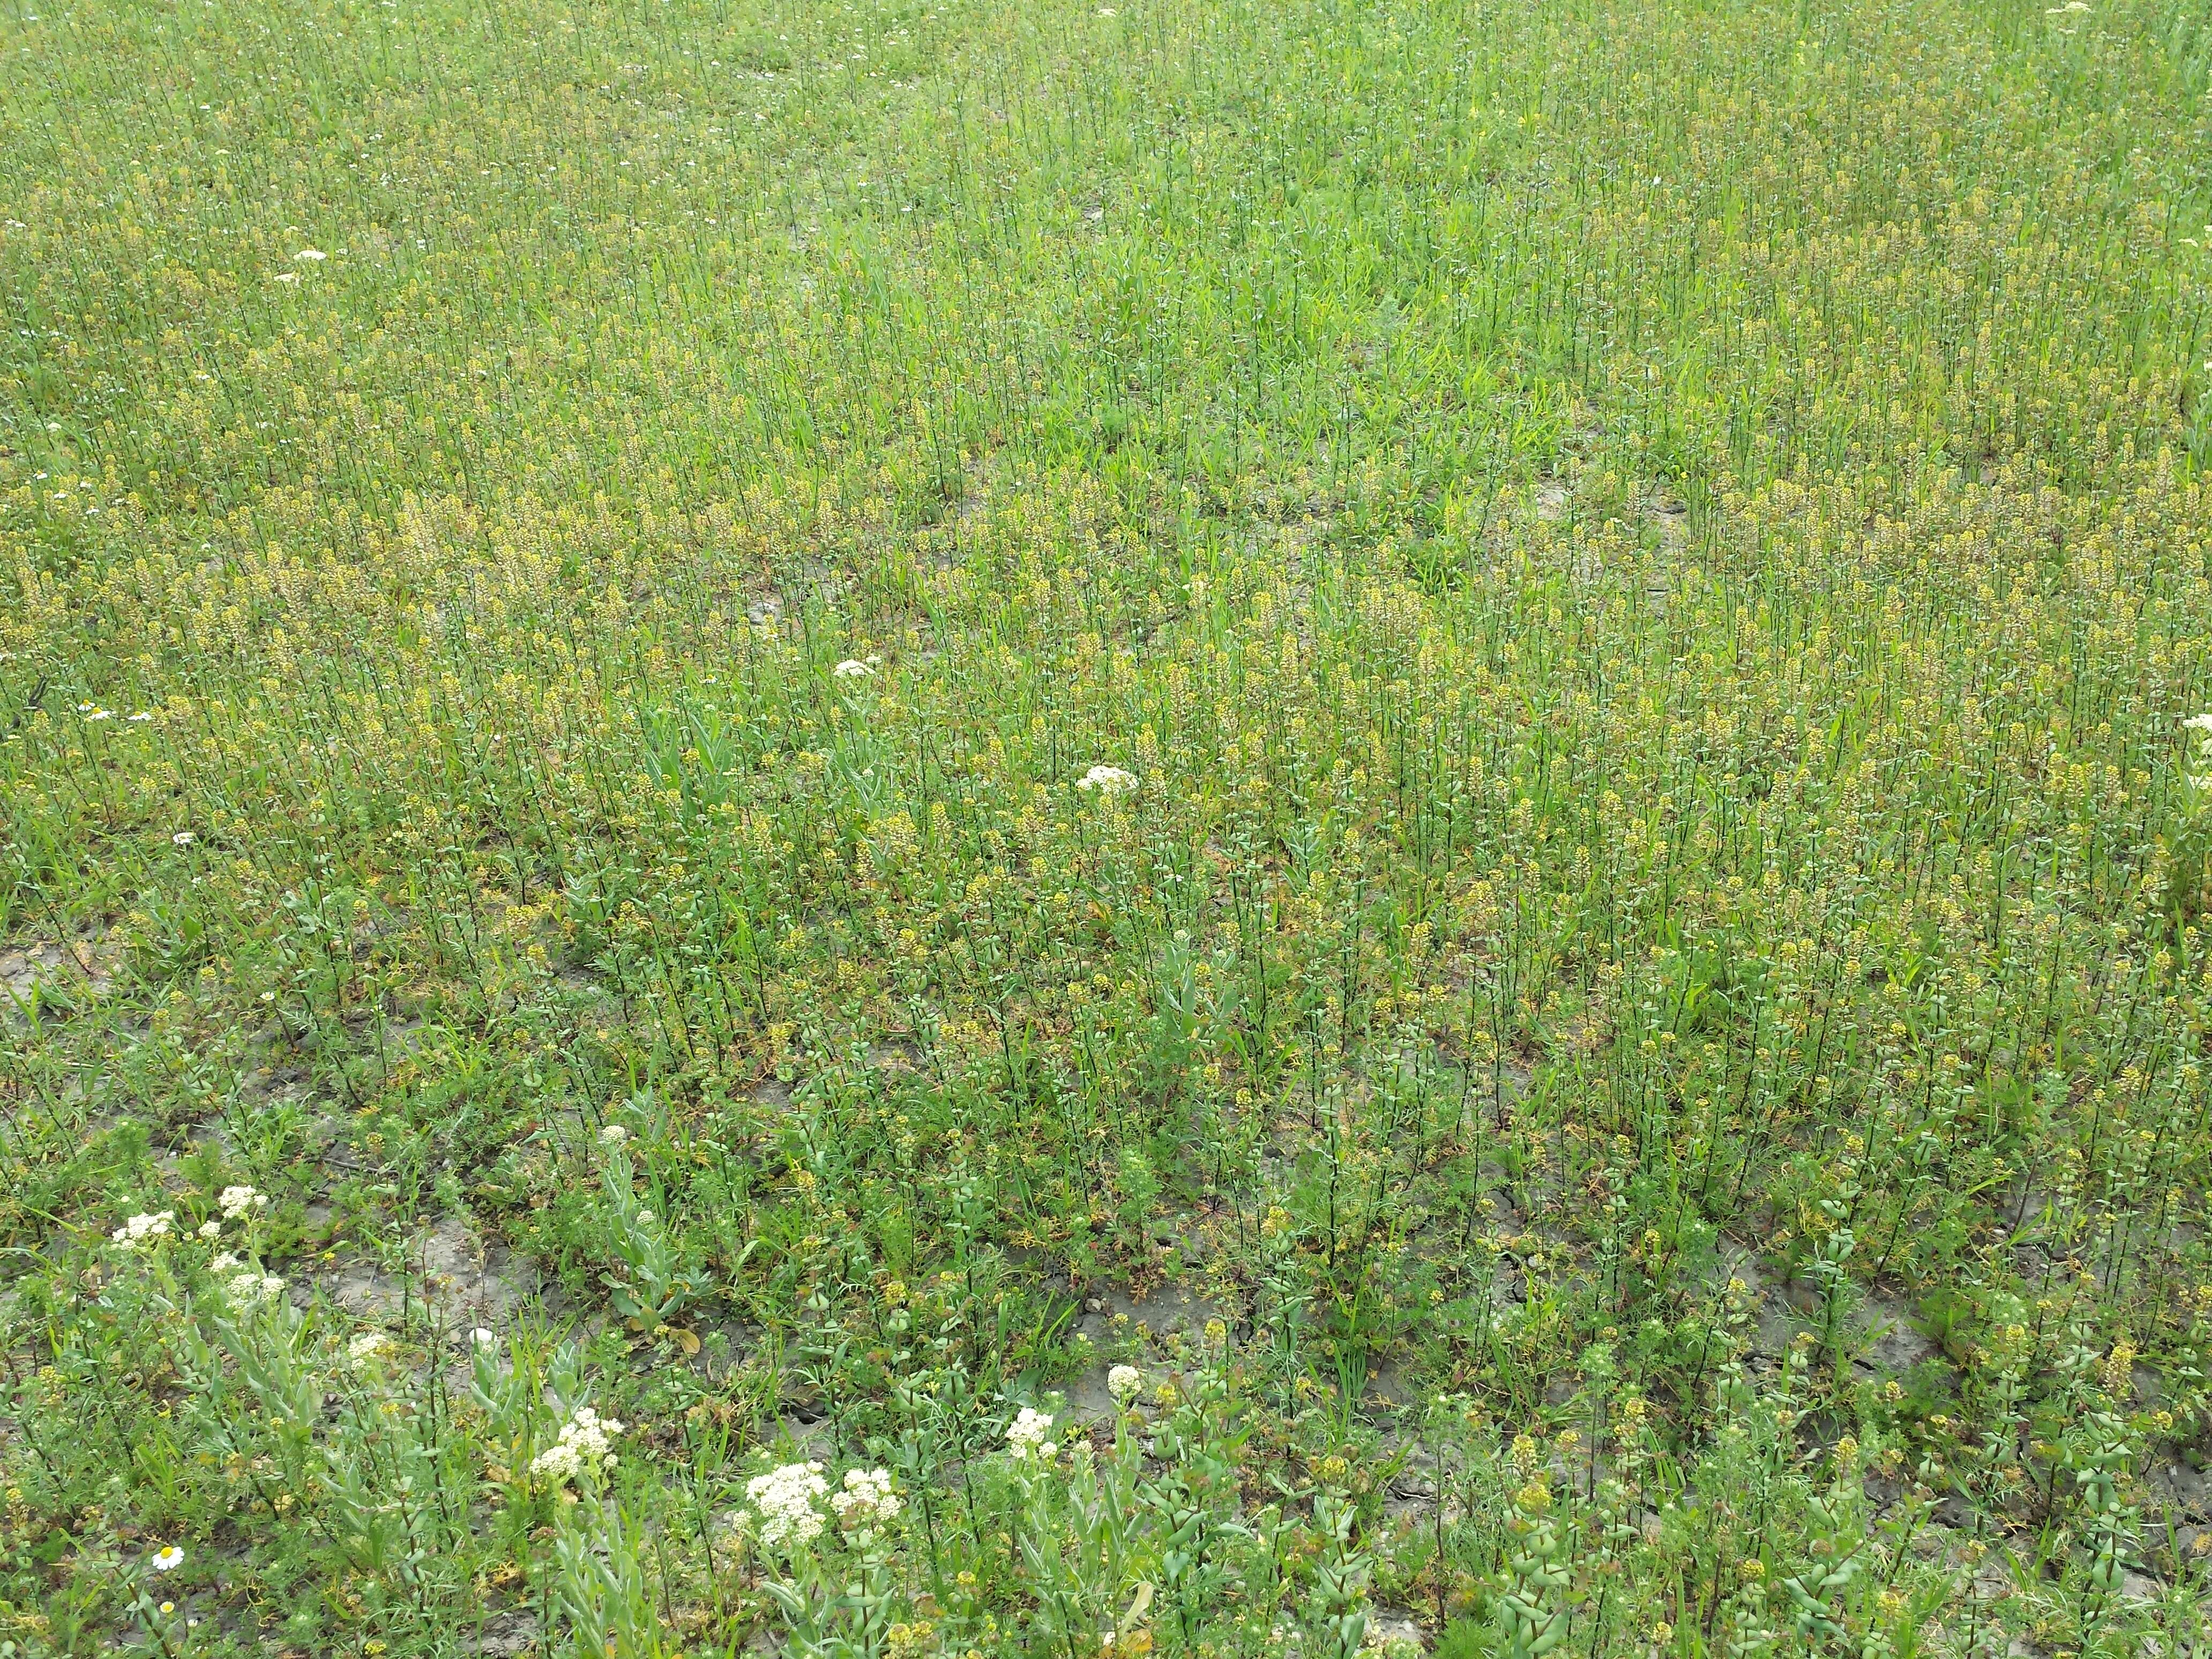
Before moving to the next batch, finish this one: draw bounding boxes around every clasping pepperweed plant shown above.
[594,1137,701,1331]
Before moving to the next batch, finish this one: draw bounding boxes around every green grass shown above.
[5,0,2212,1652]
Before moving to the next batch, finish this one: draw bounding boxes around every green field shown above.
[6,0,2212,1651]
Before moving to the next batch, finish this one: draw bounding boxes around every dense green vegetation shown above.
[6,0,2212,1652]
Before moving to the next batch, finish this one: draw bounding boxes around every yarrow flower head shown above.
[829,1466,901,1527]
[225,1269,286,1306]
[597,1123,629,1146]
[1108,1364,1144,1406]
[293,247,327,261]
[530,1405,623,1488]
[832,657,876,678]
[349,1331,390,1362]
[1075,765,1138,797]
[1006,1406,1057,1461]
[197,1220,222,1240]
[218,1184,268,1221]
[111,1210,174,1250]
[745,1460,828,1548]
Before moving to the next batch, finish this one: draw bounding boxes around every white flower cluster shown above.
[1075,764,1138,796]
[746,1461,828,1548]
[829,1466,901,1527]
[597,1123,629,1146]
[223,1267,287,1306]
[832,657,877,678]
[1108,1364,1144,1406]
[111,1210,174,1250]
[349,1331,390,1362]
[219,1185,270,1221]
[530,1405,624,1486]
[1006,1406,1058,1461]
[222,1256,282,1299]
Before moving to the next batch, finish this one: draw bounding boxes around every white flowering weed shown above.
[1007,1406,1057,1461]
[110,1211,174,1250]
[1075,764,1138,796]
[224,1270,286,1306]
[530,1405,623,1486]
[829,1466,901,1527]
[745,1461,828,1548]
[218,1185,269,1220]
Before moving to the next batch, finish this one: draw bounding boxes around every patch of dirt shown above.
[1857,1292,1939,1374]
[742,1076,793,1111]
[1056,1364,1122,1424]
[867,1033,926,1075]
[2154,1457,2210,1521]
[0,931,122,1014]
[474,1611,541,1656]
[370,1015,434,1061]
[1712,1249,1805,1364]
[1363,1356,1413,1412]
[1057,1281,1231,1422]
[766,1414,840,1458]
[328,1215,532,1335]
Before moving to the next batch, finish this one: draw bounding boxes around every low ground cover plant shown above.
[4,0,2212,1652]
